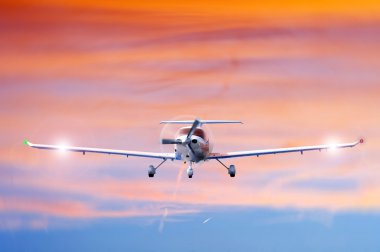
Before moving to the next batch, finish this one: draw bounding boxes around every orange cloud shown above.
[4,0,380,19]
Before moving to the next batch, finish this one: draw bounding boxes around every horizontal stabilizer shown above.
[160,120,242,125]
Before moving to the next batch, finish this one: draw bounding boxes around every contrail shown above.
[159,164,186,233]
[172,163,186,201]
[158,208,168,233]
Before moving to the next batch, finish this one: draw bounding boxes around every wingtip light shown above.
[23,139,30,146]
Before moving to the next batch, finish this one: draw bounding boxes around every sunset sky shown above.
[1,0,379,251]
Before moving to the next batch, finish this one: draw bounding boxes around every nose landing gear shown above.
[187,163,194,178]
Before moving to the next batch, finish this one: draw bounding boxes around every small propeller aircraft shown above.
[25,119,364,178]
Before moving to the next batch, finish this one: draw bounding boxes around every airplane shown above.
[24,119,364,178]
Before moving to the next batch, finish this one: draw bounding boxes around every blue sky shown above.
[2,208,380,252]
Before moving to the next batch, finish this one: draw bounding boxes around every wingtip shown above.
[23,139,30,146]
[359,138,365,144]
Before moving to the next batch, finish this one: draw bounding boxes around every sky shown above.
[0,0,380,251]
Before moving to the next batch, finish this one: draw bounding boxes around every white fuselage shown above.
[174,127,210,163]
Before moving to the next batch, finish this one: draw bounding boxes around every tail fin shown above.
[160,120,242,125]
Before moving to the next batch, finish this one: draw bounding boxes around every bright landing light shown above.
[328,143,338,150]
[326,138,340,154]
[56,140,70,154]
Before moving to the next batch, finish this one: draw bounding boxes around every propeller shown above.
[161,139,182,145]
[184,119,201,155]
[160,119,201,145]
[184,119,201,144]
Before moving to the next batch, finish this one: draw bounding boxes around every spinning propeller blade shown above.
[184,119,201,155]
[161,139,182,145]
[185,119,201,144]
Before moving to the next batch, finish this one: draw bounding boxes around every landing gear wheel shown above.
[187,165,194,178]
[148,165,156,178]
[228,165,236,178]
[216,159,236,178]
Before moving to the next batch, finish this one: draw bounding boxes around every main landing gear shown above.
[216,158,236,177]
[148,159,167,177]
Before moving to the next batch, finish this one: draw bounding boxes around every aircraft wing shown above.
[207,139,364,160]
[24,140,176,160]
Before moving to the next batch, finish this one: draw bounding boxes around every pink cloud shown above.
[0,0,379,227]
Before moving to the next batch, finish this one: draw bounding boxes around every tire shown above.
[228,165,236,177]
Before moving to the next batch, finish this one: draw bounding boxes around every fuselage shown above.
[174,127,210,163]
